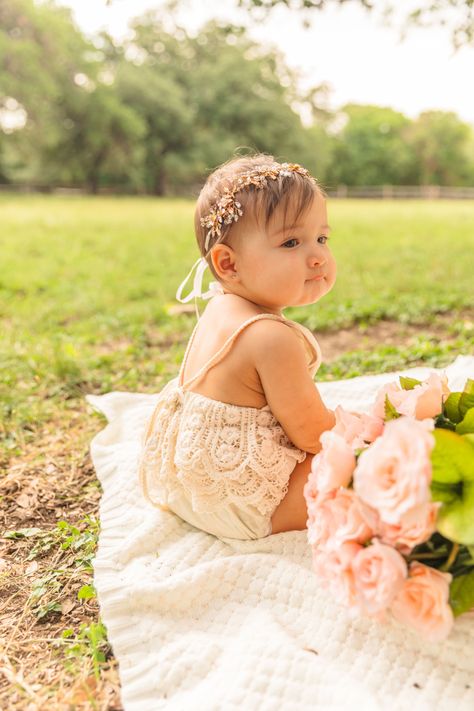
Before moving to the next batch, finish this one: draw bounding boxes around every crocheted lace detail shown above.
[139,378,306,517]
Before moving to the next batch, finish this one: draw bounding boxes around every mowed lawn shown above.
[1,195,474,458]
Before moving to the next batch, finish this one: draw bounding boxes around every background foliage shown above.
[1,0,474,193]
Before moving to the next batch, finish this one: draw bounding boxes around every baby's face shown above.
[229,191,337,314]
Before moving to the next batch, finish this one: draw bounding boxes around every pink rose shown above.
[352,540,407,615]
[353,416,435,524]
[372,382,406,420]
[359,412,385,445]
[372,372,450,421]
[378,502,440,554]
[390,562,454,642]
[306,488,376,551]
[332,406,384,450]
[307,430,356,494]
[312,541,362,606]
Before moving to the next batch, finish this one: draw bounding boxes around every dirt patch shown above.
[317,309,474,360]
[0,411,122,710]
[167,305,474,361]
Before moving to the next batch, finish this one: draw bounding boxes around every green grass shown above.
[1,195,474,458]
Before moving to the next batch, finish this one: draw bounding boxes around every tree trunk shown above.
[88,174,99,195]
[87,148,107,194]
[152,164,166,196]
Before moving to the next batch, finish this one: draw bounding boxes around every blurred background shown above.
[2,0,474,196]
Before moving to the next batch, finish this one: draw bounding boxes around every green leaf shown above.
[431,430,474,545]
[3,527,42,539]
[399,376,422,391]
[431,482,458,504]
[36,601,62,620]
[459,389,474,419]
[384,394,399,421]
[437,483,474,545]
[444,392,463,423]
[78,584,96,600]
[431,430,474,484]
[449,571,474,617]
[456,408,474,435]
[463,378,474,396]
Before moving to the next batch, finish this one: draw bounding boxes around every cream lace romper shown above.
[139,313,322,540]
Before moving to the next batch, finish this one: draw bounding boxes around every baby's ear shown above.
[211,244,238,281]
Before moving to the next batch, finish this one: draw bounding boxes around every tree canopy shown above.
[1,0,473,193]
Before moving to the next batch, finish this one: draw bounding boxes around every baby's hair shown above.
[194,153,324,280]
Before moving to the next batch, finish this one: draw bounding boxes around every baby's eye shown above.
[282,238,299,248]
[318,235,329,244]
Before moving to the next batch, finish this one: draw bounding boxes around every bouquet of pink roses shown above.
[304,371,474,641]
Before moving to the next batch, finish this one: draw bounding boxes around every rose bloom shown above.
[312,541,362,607]
[372,372,450,421]
[378,502,440,554]
[352,540,407,616]
[390,562,454,642]
[332,405,384,450]
[306,488,376,551]
[353,416,435,524]
[307,430,356,494]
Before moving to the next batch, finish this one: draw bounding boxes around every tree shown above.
[109,15,327,193]
[0,0,93,183]
[406,110,474,185]
[48,83,146,193]
[1,3,329,192]
[237,0,474,48]
[105,20,195,195]
[0,0,145,190]
[327,105,414,186]
[324,104,474,186]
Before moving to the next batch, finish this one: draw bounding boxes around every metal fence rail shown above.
[1,183,474,199]
[325,185,474,199]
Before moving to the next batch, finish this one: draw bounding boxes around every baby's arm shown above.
[249,320,336,454]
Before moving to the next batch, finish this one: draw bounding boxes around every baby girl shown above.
[139,153,337,540]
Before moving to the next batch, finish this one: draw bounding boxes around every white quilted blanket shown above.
[87,355,474,711]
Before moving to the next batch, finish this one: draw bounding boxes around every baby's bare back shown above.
[180,292,336,534]
[181,294,270,408]
[181,293,335,453]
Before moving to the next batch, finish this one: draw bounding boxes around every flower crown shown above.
[200,162,318,252]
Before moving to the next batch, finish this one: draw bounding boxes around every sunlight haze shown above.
[57,0,474,126]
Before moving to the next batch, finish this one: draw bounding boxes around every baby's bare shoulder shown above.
[203,296,289,342]
[240,317,302,355]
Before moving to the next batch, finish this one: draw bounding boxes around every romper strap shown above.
[178,313,290,391]
[287,320,322,376]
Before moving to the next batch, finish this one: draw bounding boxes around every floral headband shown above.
[176,161,318,320]
[200,161,318,251]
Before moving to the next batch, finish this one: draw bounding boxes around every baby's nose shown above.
[309,250,326,266]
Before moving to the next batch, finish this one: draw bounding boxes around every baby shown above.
[139,153,337,540]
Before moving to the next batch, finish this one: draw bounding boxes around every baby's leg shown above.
[270,453,315,535]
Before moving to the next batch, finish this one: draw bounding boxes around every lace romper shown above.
[139,312,322,540]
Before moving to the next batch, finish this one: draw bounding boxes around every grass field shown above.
[1,195,474,708]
